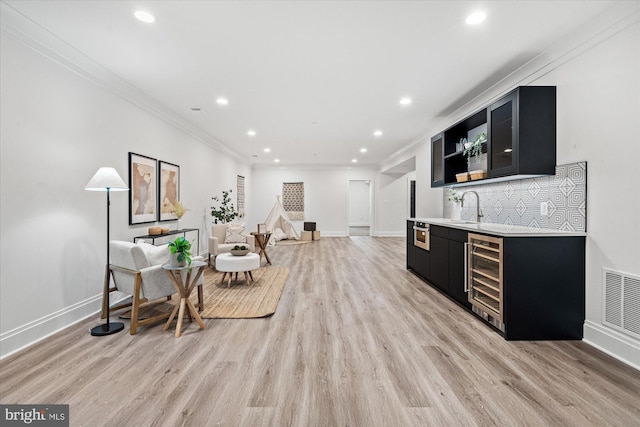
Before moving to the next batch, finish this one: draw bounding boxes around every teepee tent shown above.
[264,196,300,243]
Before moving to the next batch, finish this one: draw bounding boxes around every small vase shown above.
[451,203,462,220]
[175,219,181,231]
[169,252,186,267]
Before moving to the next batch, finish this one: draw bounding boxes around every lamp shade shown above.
[85,167,128,191]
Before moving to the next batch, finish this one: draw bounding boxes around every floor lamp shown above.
[85,167,128,336]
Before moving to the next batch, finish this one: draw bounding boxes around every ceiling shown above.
[4,0,616,167]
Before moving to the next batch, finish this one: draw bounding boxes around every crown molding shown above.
[0,1,249,165]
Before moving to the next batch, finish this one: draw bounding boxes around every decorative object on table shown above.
[169,200,188,230]
[159,160,180,221]
[211,189,238,224]
[462,132,487,168]
[128,152,157,225]
[456,172,470,183]
[257,223,267,234]
[230,245,250,256]
[168,236,192,267]
[282,182,304,220]
[448,187,462,220]
[148,226,162,235]
[85,166,129,336]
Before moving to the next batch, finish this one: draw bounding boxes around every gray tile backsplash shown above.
[443,161,587,232]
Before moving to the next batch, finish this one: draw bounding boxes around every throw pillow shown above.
[273,227,287,241]
[137,241,170,266]
[225,223,246,243]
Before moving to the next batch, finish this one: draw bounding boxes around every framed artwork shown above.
[159,160,180,222]
[128,152,157,225]
[258,223,266,234]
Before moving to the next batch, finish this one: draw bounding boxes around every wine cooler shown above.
[467,233,504,332]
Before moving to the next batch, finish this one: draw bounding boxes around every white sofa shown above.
[208,223,255,267]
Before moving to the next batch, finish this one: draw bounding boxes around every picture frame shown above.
[158,160,180,222]
[128,152,157,225]
[258,223,266,234]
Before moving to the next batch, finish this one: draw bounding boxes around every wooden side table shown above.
[250,231,272,265]
[162,261,206,337]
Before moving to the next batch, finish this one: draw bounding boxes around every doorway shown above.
[348,180,372,236]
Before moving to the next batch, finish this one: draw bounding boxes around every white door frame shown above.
[346,179,375,236]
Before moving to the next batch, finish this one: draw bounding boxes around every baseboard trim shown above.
[0,295,101,359]
[583,320,640,371]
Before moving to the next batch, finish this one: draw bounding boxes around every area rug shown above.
[120,266,289,319]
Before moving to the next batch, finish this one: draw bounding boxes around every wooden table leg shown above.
[186,299,205,330]
[164,304,180,331]
[175,298,186,337]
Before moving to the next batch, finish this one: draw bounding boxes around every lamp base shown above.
[91,322,125,336]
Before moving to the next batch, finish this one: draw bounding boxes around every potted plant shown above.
[168,236,192,267]
[230,244,249,256]
[463,132,487,168]
[448,187,462,220]
[211,189,238,224]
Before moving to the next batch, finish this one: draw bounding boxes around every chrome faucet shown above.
[461,190,483,222]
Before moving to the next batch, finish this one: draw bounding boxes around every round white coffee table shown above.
[215,252,261,288]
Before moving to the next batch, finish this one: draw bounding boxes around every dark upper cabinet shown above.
[430,86,556,187]
[488,86,556,178]
[431,133,444,187]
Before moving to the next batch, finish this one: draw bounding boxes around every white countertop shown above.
[409,218,586,237]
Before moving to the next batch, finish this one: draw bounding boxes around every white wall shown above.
[249,167,378,236]
[0,31,251,357]
[535,21,640,367]
[348,180,371,226]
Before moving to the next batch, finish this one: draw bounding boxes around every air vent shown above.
[603,268,640,339]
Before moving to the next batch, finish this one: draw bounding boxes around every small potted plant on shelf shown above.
[168,236,192,267]
[463,132,487,168]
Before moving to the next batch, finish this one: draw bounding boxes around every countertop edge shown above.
[408,218,587,237]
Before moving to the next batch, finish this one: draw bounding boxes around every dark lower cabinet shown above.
[448,229,470,309]
[430,234,449,293]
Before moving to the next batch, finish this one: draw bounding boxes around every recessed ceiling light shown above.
[264,148,271,153]
[399,97,412,106]
[134,11,156,23]
[247,130,256,136]
[216,97,229,105]
[274,158,280,163]
[352,159,358,163]
[373,130,383,137]
[466,11,487,25]
[360,148,367,153]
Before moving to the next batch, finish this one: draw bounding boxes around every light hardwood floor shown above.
[1,237,639,426]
